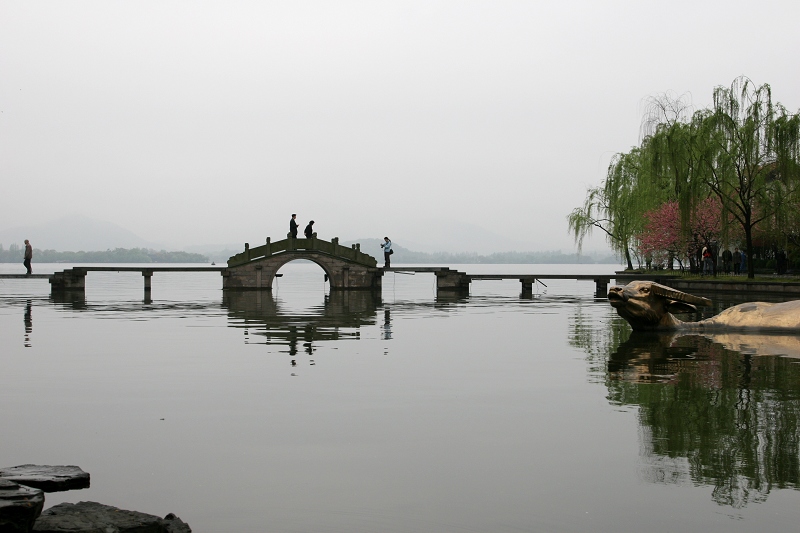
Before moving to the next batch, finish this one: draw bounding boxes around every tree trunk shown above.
[744,222,755,279]
[624,246,634,270]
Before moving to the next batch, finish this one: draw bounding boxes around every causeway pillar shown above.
[520,279,533,297]
[435,270,470,293]
[50,268,87,293]
[594,278,609,298]
[142,270,153,293]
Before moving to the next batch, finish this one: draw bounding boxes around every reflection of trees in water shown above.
[569,302,800,508]
[223,290,381,356]
[568,301,630,382]
[610,336,800,508]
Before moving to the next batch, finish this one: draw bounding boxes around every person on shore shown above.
[381,237,392,268]
[722,248,732,274]
[23,239,32,275]
[702,246,713,275]
[289,214,298,238]
[733,248,742,275]
[740,249,747,274]
[776,249,787,275]
[304,220,315,238]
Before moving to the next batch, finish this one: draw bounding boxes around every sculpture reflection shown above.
[223,290,383,357]
[613,333,800,508]
[569,302,800,508]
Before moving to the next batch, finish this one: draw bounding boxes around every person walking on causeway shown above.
[304,221,315,238]
[23,239,32,275]
[381,237,392,268]
[289,214,298,238]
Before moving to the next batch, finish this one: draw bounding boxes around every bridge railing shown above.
[227,236,377,268]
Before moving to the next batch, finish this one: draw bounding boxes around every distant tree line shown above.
[569,77,800,277]
[345,239,617,264]
[394,249,616,264]
[1,240,614,265]
[0,244,208,263]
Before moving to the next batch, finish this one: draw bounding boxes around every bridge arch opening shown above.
[272,258,331,297]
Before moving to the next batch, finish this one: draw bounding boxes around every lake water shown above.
[1,262,799,532]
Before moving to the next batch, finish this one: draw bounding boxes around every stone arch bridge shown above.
[223,235,382,290]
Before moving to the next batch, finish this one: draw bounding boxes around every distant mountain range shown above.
[383,220,532,255]
[0,216,617,264]
[0,247,208,264]
[344,239,618,265]
[0,215,162,251]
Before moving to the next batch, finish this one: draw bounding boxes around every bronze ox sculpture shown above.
[608,280,800,332]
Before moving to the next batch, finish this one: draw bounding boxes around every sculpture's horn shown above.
[650,283,712,306]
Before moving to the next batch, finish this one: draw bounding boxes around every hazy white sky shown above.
[2,0,798,253]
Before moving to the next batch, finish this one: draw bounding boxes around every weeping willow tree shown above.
[568,147,668,270]
[772,111,800,251]
[640,94,709,244]
[584,77,800,278]
[693,77,800,278]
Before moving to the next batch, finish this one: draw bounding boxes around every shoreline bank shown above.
[615,272,800,295]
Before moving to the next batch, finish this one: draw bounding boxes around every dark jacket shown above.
[304,223,314,238]
[290,218,298,237]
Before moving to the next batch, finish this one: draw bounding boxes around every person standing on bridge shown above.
[23,239,33,275]
[304,220,315,238]
[381,237,392,268]
[289,214,298,238]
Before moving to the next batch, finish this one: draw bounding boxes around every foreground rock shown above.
[32,501,191,533]
[0,465,90,492]
[0,478,45,533]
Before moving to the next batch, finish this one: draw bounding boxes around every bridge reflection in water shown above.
[569,301,800,509]
[222,290,383,357]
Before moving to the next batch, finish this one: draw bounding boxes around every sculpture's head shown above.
[607,281,711,330]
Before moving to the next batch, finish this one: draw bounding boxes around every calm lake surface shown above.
[2,262,799,532]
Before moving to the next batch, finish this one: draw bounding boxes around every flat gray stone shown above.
[32,501,191,533]
[0,478,45,533]
[0,465,90,493]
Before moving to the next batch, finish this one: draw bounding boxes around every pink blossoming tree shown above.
[638,198,728,270]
